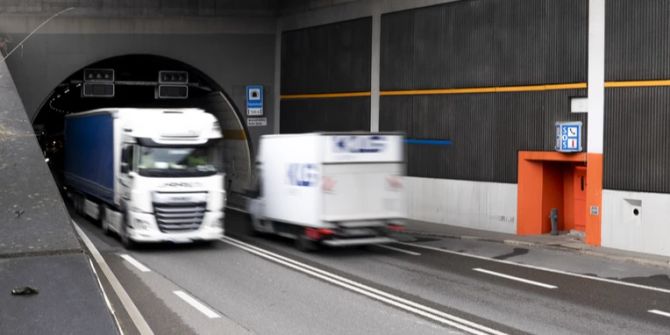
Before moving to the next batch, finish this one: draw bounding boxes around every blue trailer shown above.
[64,112,115,206]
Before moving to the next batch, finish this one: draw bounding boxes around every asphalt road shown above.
[74,209,670,335]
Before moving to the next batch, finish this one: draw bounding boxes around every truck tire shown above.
[295,234,318,252]
[100,207,112,236]
[120,214,136,249]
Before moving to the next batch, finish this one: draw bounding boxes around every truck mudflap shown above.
[322,237,396,247]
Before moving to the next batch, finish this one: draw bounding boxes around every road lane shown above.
[75,208,670,335]
[75,213,460,335]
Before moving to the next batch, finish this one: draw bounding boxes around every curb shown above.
[404,229,670,270]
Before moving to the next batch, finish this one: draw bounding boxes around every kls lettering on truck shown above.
[287,163,318,187]
[333,135,387,153]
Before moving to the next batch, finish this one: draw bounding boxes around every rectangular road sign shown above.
[246,85,263,116]
[555,121,583,153]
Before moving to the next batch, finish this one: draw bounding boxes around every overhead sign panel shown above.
[157,70,189,99]
[82,68,115,98]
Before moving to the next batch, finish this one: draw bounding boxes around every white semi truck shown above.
[64,108,226,247]
[248,133,406,251]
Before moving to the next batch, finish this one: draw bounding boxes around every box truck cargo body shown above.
[248,133,406,250]
[64,108,225,246]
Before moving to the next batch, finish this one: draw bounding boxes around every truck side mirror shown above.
[121,163,129,174]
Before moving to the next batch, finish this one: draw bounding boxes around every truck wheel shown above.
[100,207,112,236]
[120,215,136,249]
[295,234,318,252]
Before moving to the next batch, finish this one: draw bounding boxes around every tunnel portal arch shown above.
[32,54,253,195]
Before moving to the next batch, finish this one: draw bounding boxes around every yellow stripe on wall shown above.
[279,80,670,100]
[605,80,670,88]
[280,91,372,100]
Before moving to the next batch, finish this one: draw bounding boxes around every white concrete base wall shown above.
[404,177,518,234]
[602,189,670,257]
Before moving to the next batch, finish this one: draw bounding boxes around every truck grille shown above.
[153,202,206,232]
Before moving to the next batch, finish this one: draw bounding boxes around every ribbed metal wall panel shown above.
[604,0,670,192]
[380,9,414,90]
[380,0,587,91]
[381,89,587,183]
[281,17,371,94]
[546,0,588,83]
[492,0,547,86]
[606,0,670,81]
[604,88,670,193]
[280,97,371,134]
[378,0,588,182]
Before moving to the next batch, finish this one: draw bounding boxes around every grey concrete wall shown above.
[0,9,277,153]
[0,52,118,335]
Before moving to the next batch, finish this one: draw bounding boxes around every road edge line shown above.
[74,222,155,335]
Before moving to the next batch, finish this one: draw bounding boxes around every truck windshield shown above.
[137,146,218,177]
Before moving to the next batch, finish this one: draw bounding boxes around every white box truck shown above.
[247,133,406,250]
[64,108,226,247]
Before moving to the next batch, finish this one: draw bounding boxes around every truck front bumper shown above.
[126,210,224,243]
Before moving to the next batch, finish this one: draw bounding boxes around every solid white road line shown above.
[397,242,670,295]
[88,258,126,335]
[73,222,155,335]
[119,254,152,273]
[473,268,558,289]
[221,236,506,335]
[376,244,422,256]
[173,290,221,319]
[648,309,670,318]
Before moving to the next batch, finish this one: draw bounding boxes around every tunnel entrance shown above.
[31,54,252,196]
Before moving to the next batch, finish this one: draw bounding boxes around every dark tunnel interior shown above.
[31,54,252,192]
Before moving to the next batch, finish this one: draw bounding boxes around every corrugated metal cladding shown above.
[378,0,587,182]
[381,90,587,182]
[606,0,670,81]
[605,88,670,193]
[605,0,670,193]
[280,97,371,134]
[380,0,587,90]
[281,17,372,94]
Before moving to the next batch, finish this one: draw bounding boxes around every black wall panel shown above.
[604,88,670,193]
[492,0,547,86]
[606,0,670,81]
[381,89,587,182]
[380,0,587,90]
[377,0,588,183]
[280,97,371,134]
[380,10,415,90]
[281,17,371,94]
[604,0,670,192]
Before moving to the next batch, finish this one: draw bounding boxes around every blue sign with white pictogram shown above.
[332,135,387,153]
[246,85,263,116]
[287,163,318,187]
[555,121,582,153]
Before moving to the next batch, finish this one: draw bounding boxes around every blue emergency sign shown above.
[555,121,582,153]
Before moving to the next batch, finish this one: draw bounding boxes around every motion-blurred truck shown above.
[247,133,406,251]
[64,108,226,247]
